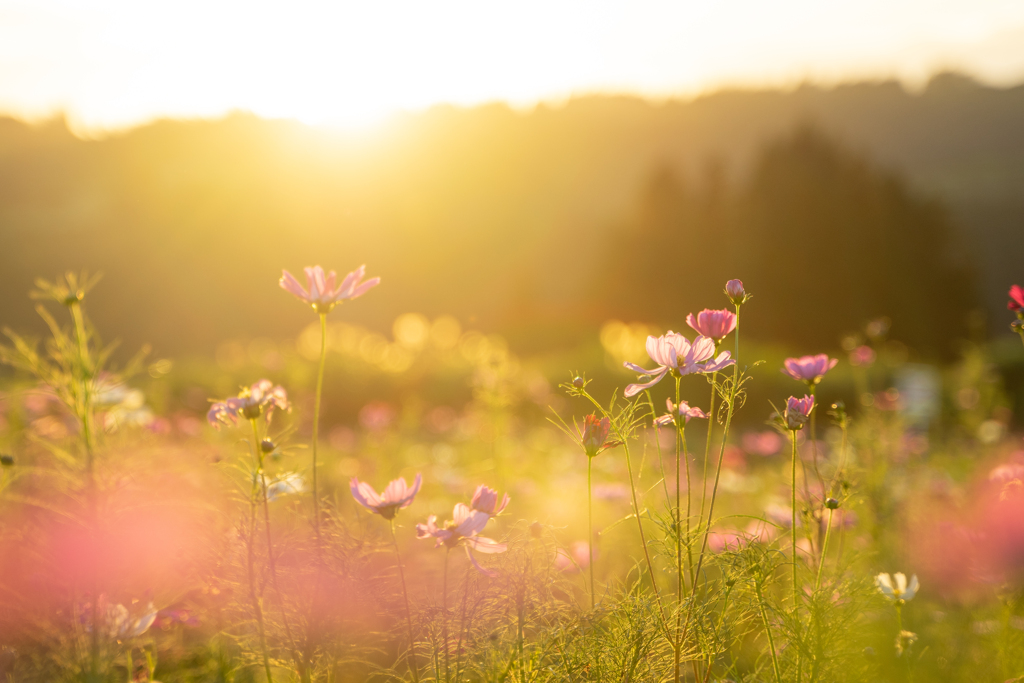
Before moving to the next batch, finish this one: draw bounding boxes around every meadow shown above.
[1,268,1023,683]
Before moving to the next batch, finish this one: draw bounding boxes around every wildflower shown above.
[624,332,734,397]
[260,438,276,454]
[686,308,737,342]
[572,376,585,388]
[742,430,783,456]
[785,395,815,430]
[1008,285,1024,312]
[350,474,423,520]
[876,572,919,602]
[471,484,510,517]
[280,264,380,314]
[577,414,621,457]
[267,472,304,502]
[825,497,840,510]
[849,345,876,367]
[653,398,708,426]
[782,354,838,385]
[725,279,748,305]
[417,503,507,576]
[207,380,289,428]
[708,530,745,553]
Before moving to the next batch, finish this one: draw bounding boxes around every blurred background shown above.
[0,0,1022,425]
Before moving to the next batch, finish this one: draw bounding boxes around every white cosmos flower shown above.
[876,572,919,601]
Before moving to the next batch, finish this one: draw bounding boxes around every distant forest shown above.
[0,72,1021,359]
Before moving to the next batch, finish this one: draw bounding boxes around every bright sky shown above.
[2,0,1024,133]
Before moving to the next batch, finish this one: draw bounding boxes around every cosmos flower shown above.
[686,309,737,341]
[876,572,919,602]
[653,398,708,427]
[280,264,380,314]
[1009,285,1024,312]
[577,414,621,458]
[350,474,423,520]
[782,354,838,385]
[624,332,735,397]
[785,395,815,430]
[470,484,510,517]
[416,503,507,576]
[555,541,592,572]
[207,380,289,428]
[725,279,747,305]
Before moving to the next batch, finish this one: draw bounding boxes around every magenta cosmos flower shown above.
[1009,285,1024,312]
[471,484,510,517]
[686,309,737,341]
[208,380,289,428]
[654,399,708,427]
[781,354,838,385]
[416,503,507,575]
[784,395,815,430]
[280,264,380,314]
[350,474,423,520]
[624,332,735,397]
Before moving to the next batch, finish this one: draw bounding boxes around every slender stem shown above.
[674,377,683,683]
[791,431,799,606]
[755,581,783,683]
[390,522,421,683]
[587,456,596,610]
[252,419,298,671]
[697,373,717,535]
[681,305,742,648]
[312,312,327,550]
[442,549,451,683]
[455,565,471,683]
[579,392,667,627]
[246,464,273,683]
[815,509,834,591]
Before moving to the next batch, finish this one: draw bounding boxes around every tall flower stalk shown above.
[280,264,380,547]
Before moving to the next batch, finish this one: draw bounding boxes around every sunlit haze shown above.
[2,0,1024,132]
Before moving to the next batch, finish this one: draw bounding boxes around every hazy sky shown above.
[2,0,1024,132]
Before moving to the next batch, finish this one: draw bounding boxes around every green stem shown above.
[681,304,742,649]
[587,456,596,610]
[697,372,717,537]
[312,312,326,550]
[247,464,273,683]
[791,431,799,606]
[390,522,421,683]
[755,581,783,683]
[443,549,451,683]
[815,509,834,591]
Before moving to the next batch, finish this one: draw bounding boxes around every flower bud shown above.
[825,497,840,510]
[572,376,585,389]
[530,521,544,539]
[62,291,84,307]
[0,454,13,467]
[725,279,746,305]
[260,439,276,454]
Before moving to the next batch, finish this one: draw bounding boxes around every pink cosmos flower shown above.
[708,530,745,553]
[471,484,510,517]
[686,309,737,341]
[742,430,783,456]
[725,279,747,305]
[577,414,621,457]
[623,332,735,397]
[849,345,876,368]
[280,264,380,314]
[653,398,708,427]
[416,503,507,576]
[1009,285,1024,312]
[207,380,289,428]
[781,354,838,385]
[785,395,815,430]
[350,474,423,520]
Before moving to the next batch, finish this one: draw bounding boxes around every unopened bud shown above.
[0,454,13,467]
[260,439,275,454]
[529,521,544,539]
[725,279,746,305]
[825,497,840,510]
[62,291,84,307]
[572,376,585,389]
